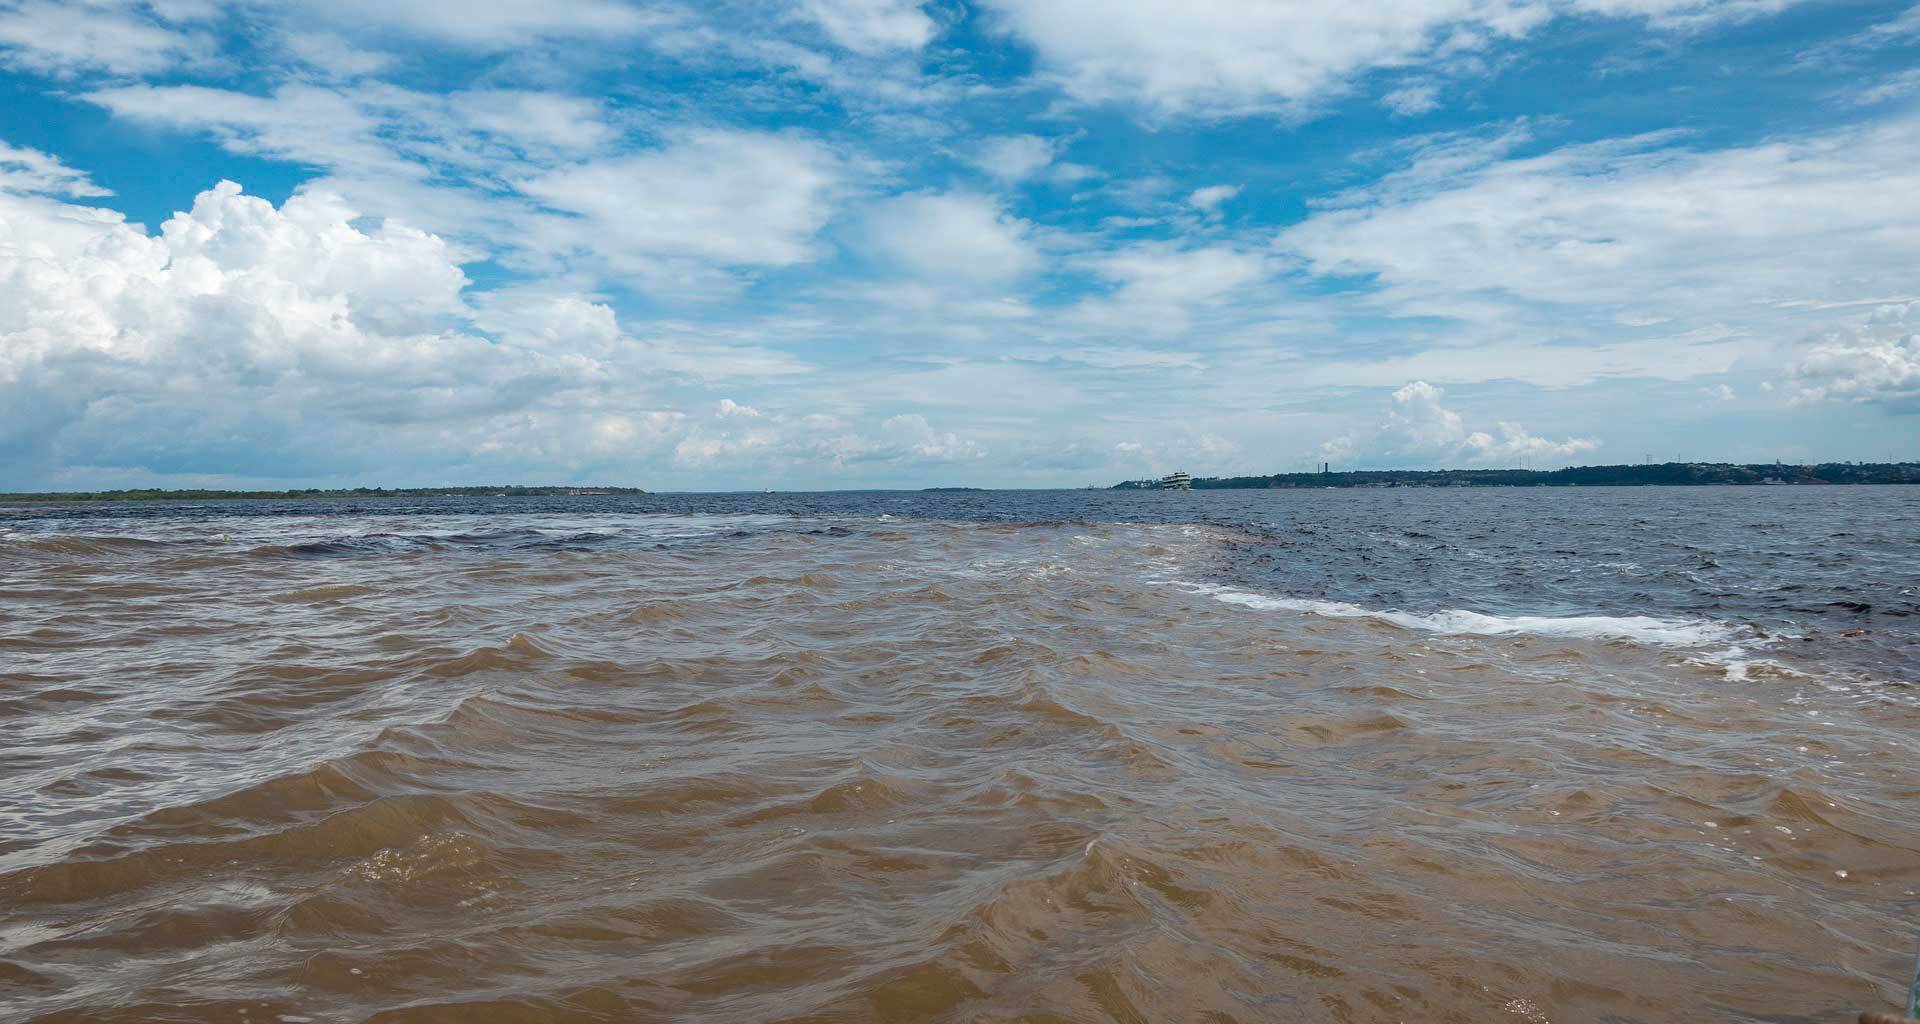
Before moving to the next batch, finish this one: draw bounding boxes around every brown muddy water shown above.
[2,495,1917,1023]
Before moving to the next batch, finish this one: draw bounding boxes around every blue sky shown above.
[0,0,1917,490]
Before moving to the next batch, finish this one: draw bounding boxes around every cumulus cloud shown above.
[0,179,529,473]
[1,179,471,366]
[1326,381,1600,466]
[1787,302,1920,412]
[0,173,1039,486]
[0,178,763,477]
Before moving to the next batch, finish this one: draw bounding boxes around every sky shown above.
[0,0,1918,490]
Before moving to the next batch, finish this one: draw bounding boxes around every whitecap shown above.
[1180,582,1739,648]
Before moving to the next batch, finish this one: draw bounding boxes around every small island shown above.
[1114,461,1920,489]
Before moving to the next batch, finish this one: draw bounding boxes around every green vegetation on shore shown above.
[0,485,647,503]
[1114,462,1920,489]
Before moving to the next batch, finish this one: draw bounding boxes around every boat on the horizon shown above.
[1158,471,1192,491]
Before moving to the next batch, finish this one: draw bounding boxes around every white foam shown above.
[1181,582,1739,648]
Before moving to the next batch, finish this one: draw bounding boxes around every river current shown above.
[1,487,1916,1022]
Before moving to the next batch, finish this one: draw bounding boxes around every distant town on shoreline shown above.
[1113,461,1920,490]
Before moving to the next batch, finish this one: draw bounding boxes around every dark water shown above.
[2,487,1916,1022]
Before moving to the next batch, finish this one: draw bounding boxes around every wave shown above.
[4,513,808,561]
[0,534,169,558]
[1179,582,1741,648]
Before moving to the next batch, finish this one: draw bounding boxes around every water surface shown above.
[2,487,1916,1022]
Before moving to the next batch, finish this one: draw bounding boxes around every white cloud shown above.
[0,177,833,482]
[1857,68,1920,106]
[795,0,936,53]
[1106,430,1246,477]
[845,358,1083,413]
[979,0,1792,118]
[470,290,815,378]
[1796,1,1920,67]
[877,413,987,461]
[1087,244,1265,302]
[1187,184,1240,211]
[0,0,211,76]
[1069,242,1269,335]
[972,134,1057,183]
[0,179,528,472]
[667,406,984,472]
[1298,330,1745,388]
[1787,302,1920,412]
[0,171,1067,486]
[0,180,472,374]
[517,129,844,275]
[0,142,109,198]
[283,0,663,50]
[97,70,938,299]
[91,84,844,293]
[87,83,427,179]
[468,289,623,354]
[90,81,619,177]
[1327,380,1600,465]
[855,191,1040,287]
[1381,83,1442,115]
[1281,112,1920,346]
[1571,0,1797,29]
[448,91,614,154]
[1032,346,1206,370]
[276,31,396,78]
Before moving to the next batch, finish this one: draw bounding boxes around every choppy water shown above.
[2,487,1916,1023]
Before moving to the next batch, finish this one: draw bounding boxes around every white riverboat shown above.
[1158,471,1192,490]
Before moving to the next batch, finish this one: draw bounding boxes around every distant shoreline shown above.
[4,462,1920,502]
[1113,461,1920,489]
[0,486,647,504]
